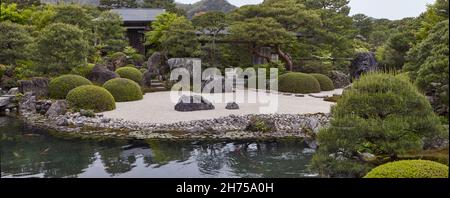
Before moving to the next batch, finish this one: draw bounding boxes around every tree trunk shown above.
[276,45,294,71]
[252,47,272,64]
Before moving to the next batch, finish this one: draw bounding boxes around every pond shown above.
[0,116,318,178]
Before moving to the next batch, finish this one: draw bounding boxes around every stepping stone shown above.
[151,83,164,87]
[309,94,329,98]
[295,94,305,97]
[152,87,168,92]
[283,93,293,96]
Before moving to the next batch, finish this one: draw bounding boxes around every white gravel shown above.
[102,89,343,124]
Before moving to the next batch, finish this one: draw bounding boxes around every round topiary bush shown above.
[115,66,143,83]
[66,85,116,112]
[278,72,321,94]
[49,74,93,99]
[364,160,449,178]
[312,73,445,178]
[311,73,335,91]
[103,78,143,102]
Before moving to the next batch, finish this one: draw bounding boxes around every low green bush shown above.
[115,66,143,83]
[49,74,92,99]
[312,72,445,178]
[246,116,276,133]
[364,160,449,178]
[278,72,321,94]
[140,68,148,74]
[71,63,95,78]
[66,85,116,112]
[0,64,6,79]
[311,73,335,91]
[103,78,143,102]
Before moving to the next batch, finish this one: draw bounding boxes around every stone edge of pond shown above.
[16,112,330,145]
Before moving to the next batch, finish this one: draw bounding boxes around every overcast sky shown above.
[176,0,436,20]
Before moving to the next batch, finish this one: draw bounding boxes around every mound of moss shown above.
[278,72,321,94]
[364,160,449,178]
[311,73,335,91]
[66,85,115,112]
[115,66,143,83]
[103,78,143,102]
[49,74,92,99]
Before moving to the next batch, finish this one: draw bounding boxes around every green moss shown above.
[279,72,321,94]
[311,73,335,91]
[49,74,92,99]
[103,78,143,102]
[71,63,95,78]
[115,66,143,83]
[66,85,115,112]
[364,160,449,178]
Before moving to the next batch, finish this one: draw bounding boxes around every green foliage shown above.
[131,54,145,66]
[50,4,94,31]
[80,109,96,118]
[0,21,32,65]
[0,3,26,24]
[71,63,95,78]
[66,85,116,112]
[312,73,445,177]
[299,61,333,75]
[35,23,89,75]
[364,160,449,178]
[416,0,449,41]
[0,64,6,79]
[99,0,137,9]
[103,78,143,102]
[246,116,276,133]
[115,67,143,83]
[140,68,148,74]
[159,16,200,58]
[145,12,180,49]
[12,60,37,79]
[311,73,335,91]
[404,20,449,115]
[49,74,93,99]
[94,11,127,53]
[278,72,321,94]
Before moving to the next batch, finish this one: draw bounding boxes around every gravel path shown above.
[102,89,343,124]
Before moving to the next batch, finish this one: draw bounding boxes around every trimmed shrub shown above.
[103,78,143,102]
[49,75,92,99]
[278,72,321,94]
[71,63,95,78]
[312,72,445,178]
[110,52,127,60]
[115,66,143,83]
[140,68,148,74]
[364,160,449,178]
[66,85,116,112]
[311,73,335,91]
[131,54,145,65]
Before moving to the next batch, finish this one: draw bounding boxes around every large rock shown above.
[147,52,164,73]
[88,64,119,84]
[142,70,154,87]
[328,70,351,89]
[350,52,378,80]
[174,95,215,112]
[18,77,49,98]
[46,100,68,117]
[0,96,12,109]
[168,58,201,76]
[201,75,233,93]
[111,53,128,70]
[19,92,36,114]
[226,102,239,110]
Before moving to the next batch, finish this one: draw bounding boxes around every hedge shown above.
[49,74,92,99]
[311,73,335,91]
[278,72,321,94]
[364,160,449,178]
[115,66,143,83]
[103,78,143,102]
[66,85,116,112]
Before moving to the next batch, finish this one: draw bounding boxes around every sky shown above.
[176,0,437,20]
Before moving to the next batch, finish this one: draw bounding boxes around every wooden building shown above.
[111,9,166,55]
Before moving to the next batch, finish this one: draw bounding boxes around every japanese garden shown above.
[0,0,449,178]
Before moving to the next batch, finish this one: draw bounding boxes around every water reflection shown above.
[0,117,317,178]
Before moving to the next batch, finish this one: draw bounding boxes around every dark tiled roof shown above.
[111,9,166,22]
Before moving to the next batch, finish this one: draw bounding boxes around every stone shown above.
[201,75,233,93]
[88,64,119,84]
[174,95,215,112]
[327,70,351,89]
[46,100,68,117]
[147,52,164,72]
[358,152,377,162]
[309,94,328,98]
[350,52,378,80]
[226,102,240,110]
[18,77,49,98]
[56,117,69,126]
[101,118,111,123]
[19,92,36,114]
[168,58,201,76]
[0,96,11,108]
[142,70,154,87]
[295,94,305,97]
[7,87,19,95]
[111,53,128,70]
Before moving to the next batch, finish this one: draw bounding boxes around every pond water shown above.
[0,116,318,178]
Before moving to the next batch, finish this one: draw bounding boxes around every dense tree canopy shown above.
[0,21,32,65]
[94,11,128,53]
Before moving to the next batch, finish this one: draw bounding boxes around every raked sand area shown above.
[102,89,344,124]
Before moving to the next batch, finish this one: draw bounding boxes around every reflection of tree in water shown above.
[144,140,193,167]
[1,118,96,178]
[194,142,229,175]
[98,146,137,176]
[224,140,314,178]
